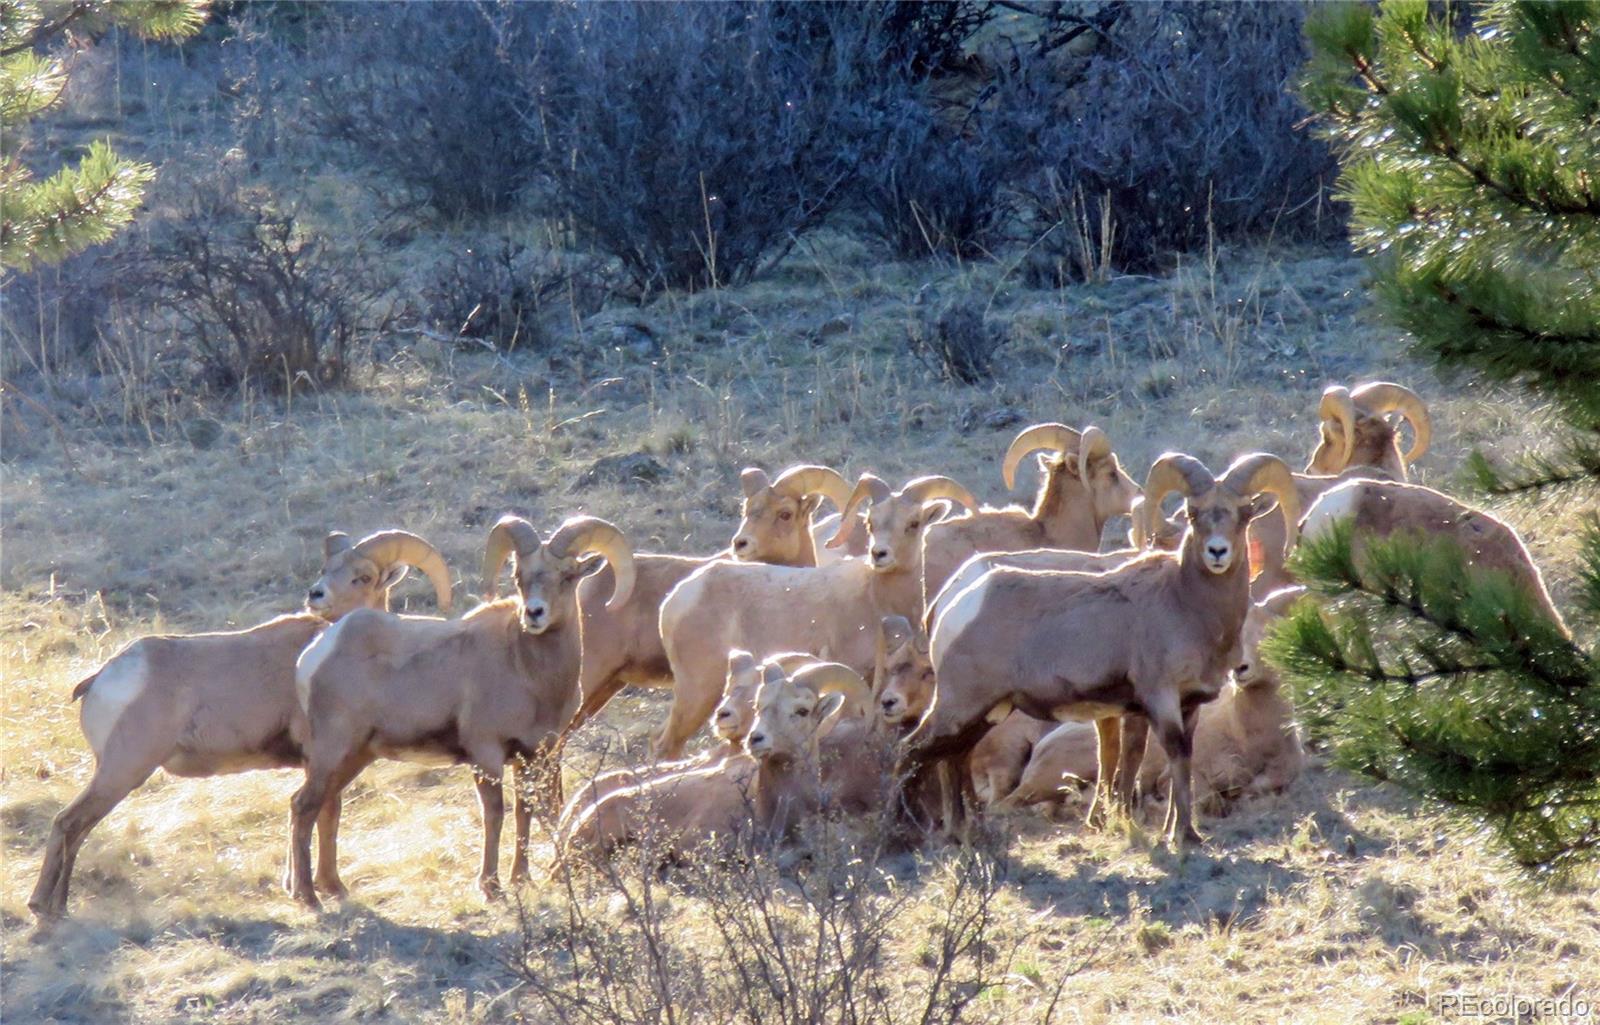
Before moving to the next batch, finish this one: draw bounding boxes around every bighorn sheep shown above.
[288,516,633,909]
[916,451,1300,848]
[655,473,977,760]
[557,662,866,860]
[1248,382,1430,594]
[28,530,452,921]
[1300,478,1569,634]
[996,586,1309,811]
[919,423,1140,604]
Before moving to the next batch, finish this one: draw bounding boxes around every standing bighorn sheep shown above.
[656,473,977,759]
[916,452,1299,849]
[29,530,452,921]
[919,423,1140,604]
[288,516,633,908]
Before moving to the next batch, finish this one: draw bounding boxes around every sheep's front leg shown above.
[1113,713,1147,817]
[1157,706,1203,851]
[473,761,508,900]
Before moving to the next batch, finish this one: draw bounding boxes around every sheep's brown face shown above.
[1083,452,1141,528]
[1308,413,1403,476]
[515,550,589,634]
[307,549,402,620]
[731,490,816,563]
[1233,587,1303,688]
[713,654,764,741]
[864,497,936,573]
[1184,491,1271,576]
[878,642,935,726]
[746,678,840,761]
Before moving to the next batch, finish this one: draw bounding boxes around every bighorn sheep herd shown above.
[30,379,1567,921]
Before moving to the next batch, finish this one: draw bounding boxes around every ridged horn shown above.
[826,473,891,549]
[771,464,851,510]
[1002,423,1081,490]
[899,475,978,516]
[1317,385,1357,470]
[353,530,453,612]
[1351,381,1431,465]
[481,516,540,601]
[739,467,771,499]
[1137,453,1215,547]
[789,661,873,719]
[1076,425,1112,482]
[764,651,822,675]
[1220,452,1301,555]
[546,516,636,609]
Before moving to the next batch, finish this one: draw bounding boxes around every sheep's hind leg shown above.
[30,748,159,921]
[1084,716,1123,830]
[472,752,510,900]
[313,753,373,898]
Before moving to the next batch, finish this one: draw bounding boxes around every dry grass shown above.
[4,238,1596,1024]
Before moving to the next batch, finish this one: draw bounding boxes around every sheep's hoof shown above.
[291,884,323,911]
[479,876,504,902]
[1170,827,1205,854]
[509,858,530,885]
[314,875,348,900]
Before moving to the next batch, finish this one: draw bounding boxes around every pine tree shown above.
[1,0,206,270]
[1272,0,1600,875]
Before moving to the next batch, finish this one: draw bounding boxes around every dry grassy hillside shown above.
[3,239,1596,1024]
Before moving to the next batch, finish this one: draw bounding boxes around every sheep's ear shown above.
[323,532,353,559]
[378,564,411,591]
[815,691,846,721]
[727,649,757,675]
[800,494,823,516]
[1245,494,1279,522]
[575,553,607,579]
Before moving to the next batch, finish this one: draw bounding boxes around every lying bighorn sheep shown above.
[557,662,865,860]
[1248,382,1430,595]
[1301,478,1569,634]
[288,516,633,909]
[917,451,1300,849]
[998,586,1309,811]
[920,423,1140,604]
[656,473,977,760]
[29,530,452,921]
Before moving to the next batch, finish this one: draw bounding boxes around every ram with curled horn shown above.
[287,514,634,909]
[919,422,1140,607]
[30,527,454,922]
[1248,380,1433,596]
[917,451,1298,852]
[655,472,978,760]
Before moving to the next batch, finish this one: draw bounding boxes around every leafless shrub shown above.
[119,164,396,392]
[1024,1,1337,274]
[506,811,1011,1025]
[908,288,1004,385]
[307,1,539,219]
[417,239,618,354]
[506,3,866,296]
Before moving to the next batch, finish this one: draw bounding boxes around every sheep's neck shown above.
[1177,540,1252,644]
[1032,467,1099,546]
[867,559,925,621]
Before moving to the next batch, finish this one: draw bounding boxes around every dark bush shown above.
[508,3,867,296]
[1025,1,1339,277]
[907,287,1003,384]
[120,165,394,391]
[308,2,537,219]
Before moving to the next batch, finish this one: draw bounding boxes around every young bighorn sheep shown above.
[919,423,1140,604]
[28,530,452,922]
[1248,381,1430,595]
[656,473,977,760]
[288,515,634,909]
[917,451,1300,849]
[997,586,1309,811]
[557,662,865,860]
[1301,478,1569,634]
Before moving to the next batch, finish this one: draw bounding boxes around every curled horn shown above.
[826,473,891,549]
[1317,386,1357,470]
[899,475,978,516]
[1002,422,1081,490]
[353,530,454,611]
[481,516,541,601]
[1220,453,1301,555]
[764,651,822,675]
[1076,425,1112,482]
[1351,381,1431,465]
[789,661,873,720]
[1137,453,1216,547]
[771,464,852,510]
[739,467,771,499]
[546,516,636,609]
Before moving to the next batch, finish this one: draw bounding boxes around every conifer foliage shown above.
[0,0,206,270]
[1275,0,1600,874]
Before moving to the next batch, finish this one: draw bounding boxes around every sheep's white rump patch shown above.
[1300,481,1362,541]
[81,648,147,756]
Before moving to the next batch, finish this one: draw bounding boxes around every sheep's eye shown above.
[562,572,578,584]
[357,575,372,585]
[795,706,810,717]
[905,520,920,533]
[778,509,793,521]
